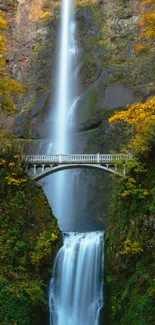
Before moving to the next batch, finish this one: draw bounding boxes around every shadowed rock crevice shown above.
[77,118,103,132]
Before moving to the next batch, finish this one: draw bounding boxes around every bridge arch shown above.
[29,163,124,181]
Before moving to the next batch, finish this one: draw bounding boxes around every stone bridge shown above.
[23,154,132,180]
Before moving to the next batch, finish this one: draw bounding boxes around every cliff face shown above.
[1,0,155,226]
[1,0,59,141]
[2,0,154,143]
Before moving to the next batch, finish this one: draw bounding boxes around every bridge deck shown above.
[23,153,131,164]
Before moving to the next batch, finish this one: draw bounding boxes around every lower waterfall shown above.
[49,232,104,325]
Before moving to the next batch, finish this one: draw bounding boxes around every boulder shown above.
[30,91,50,117]
[103,84,135,109]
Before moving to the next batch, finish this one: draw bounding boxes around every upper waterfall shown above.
[44,0,77,230]
[54,0,75,154]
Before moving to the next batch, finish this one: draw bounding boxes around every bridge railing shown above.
[23,153,131,164]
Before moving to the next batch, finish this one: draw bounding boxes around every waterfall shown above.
[54,0,75,154]
[49,232,104,325]
[44,0,76,230]
[43,0,103,232]
[47,1,105,323]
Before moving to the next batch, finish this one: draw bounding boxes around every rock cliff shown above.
[2,0,154,140]
[1,0,155,226]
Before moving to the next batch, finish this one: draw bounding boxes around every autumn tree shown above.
[0,10,23,112]
[109,97,155,157]
[136,0,155,51]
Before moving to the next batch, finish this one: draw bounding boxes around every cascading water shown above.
[54,0,75,154]
[48,1,105,323]
[49,232,104,325]
[43,0,78,230]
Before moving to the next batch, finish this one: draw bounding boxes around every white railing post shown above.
[59,154,62,163]
[97,153,100,163]
[33,165,37,175]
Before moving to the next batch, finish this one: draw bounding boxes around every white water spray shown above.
[49,232,104,325]
[55,0,75,153]
[48,1,105,324]
[45,0,76,228]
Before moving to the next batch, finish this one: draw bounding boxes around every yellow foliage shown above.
[135,44,145,52]
[8,162,15,167]
[0,159,6,165]
[6,176,28,186]
[28,0,43,21]
[0,10,23,112]
[136,0,155,51]
[31,230,58,266]
[120,239,143,255]
[120,175,149,198]
[143,190,149,195]
[76,0,98,7]
[109,97,155,153]
[0,14,7,29]
[41,11,53,20]
[51,233,58,241]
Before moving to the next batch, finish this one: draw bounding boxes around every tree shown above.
[0,10,23,112]
[136,0,155,51]
[109,97,155,156]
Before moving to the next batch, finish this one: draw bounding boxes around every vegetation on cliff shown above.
[0,0,154,323]
[105,95,155,324]
[109,96,155,156]
[105,163,154,324]
[104,2,155,321]
[136,0,155,52]
[0,10,23,112]
[0,132,61,325]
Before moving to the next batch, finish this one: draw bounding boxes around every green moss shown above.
[78,86,97,122]
[83,51,95,64]
[23,99,37,111]
[91,6,105,28]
